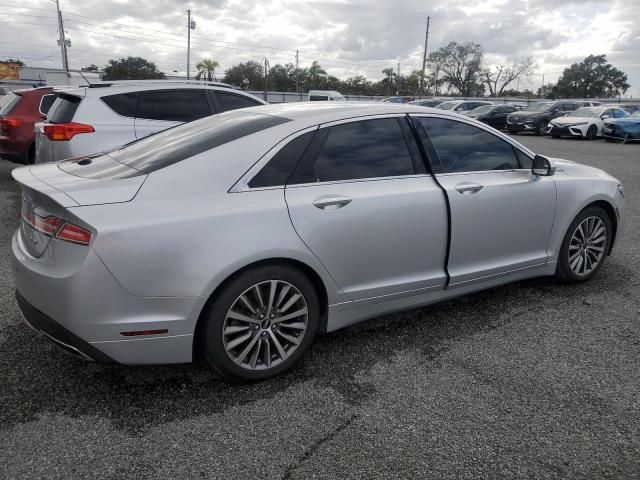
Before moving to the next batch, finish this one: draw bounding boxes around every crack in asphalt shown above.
[281,413,359,480]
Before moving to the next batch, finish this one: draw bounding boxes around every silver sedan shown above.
[12,103,625,381]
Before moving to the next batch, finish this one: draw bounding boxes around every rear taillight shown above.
[43,122,94,141]
[0,117,23,129]
[56,223,92,245]
[22,209,92,246]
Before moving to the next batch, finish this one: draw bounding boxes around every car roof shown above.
[238,102,464,126]
[57,84,264,101]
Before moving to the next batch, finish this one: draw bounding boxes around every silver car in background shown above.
[34,80,266,164]
[13,103,624,382]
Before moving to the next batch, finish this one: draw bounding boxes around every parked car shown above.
[308,90,345,101]
[35,80,266,164]
[435,100,493,113]
[602,110,640,142]
[577,101,602,107]
[548,106,629,140]
[408,99,445,108]
[466,104,520,130]
[506,101,581,135]
[12,103,624,381]
[601,103,640,114]
[381,96,414,103]
[0,86,66,164]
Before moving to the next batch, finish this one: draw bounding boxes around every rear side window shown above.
[309,95,329,101]
[101,92,139,117]
[47,94,81,123]
[138,89,211,122]
[106,111,291,175]
[292,118,415,184]
[417,117,520,173]
[216,91,262,112]
[249,131,315,188]
[39,94,56,115]
[0,91,20,115]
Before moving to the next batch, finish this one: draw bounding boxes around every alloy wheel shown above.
[568,216,607,276]
[222,280,309,371]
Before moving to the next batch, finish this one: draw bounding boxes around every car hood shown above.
[606,117,640,125]
[550,116,594,125]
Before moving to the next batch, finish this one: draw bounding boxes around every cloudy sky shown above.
[2,0,639,95]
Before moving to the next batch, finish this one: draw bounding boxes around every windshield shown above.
[436,101,458,110]
[528,102,554,112]
[470,105,493,115]
[568,107,601,118]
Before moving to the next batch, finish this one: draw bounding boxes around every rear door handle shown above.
[455,183,484,195]
[312,196,353,210]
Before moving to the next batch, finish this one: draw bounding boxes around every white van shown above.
[308,90,346,101]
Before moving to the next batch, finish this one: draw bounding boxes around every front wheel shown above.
[536,121,548,136]
[198,265,319,382]
[585,125,597,140]
[555,206,612,283]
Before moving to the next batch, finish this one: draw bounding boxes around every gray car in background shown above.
[34,80,266,164]
[13,103,624,382]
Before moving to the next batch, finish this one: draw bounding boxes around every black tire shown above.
[586,125,597,140]
[536,120,548,136]
[198,264,320,382]
[555,206,612,283]
[27,144,36,165]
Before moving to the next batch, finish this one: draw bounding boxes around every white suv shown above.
[35,81,266,163]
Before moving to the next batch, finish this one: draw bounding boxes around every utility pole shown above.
[263,58,269,101]
[420,16,430,96]
[186,10,196,80]
[55,0,70,72]
[540,74,545,98]
[295,50,299,93]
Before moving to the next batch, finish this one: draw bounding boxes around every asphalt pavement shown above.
[1,135,639,479]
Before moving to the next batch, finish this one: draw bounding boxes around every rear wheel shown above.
[555,206,612,283]
[198,265,319,382]
[585,125,597,140]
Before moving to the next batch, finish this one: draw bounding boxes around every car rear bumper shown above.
[12,230,198,365]
[0,138,29,157]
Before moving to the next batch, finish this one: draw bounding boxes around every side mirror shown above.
[532,155,555,177]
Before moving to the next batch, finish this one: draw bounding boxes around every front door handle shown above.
[455,183,484,195]
[313,196,353,210]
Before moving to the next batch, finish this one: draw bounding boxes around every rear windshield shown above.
[47,94,81,123]
[60,110,291,178]
[0,91,20,115]
[309,95,329,101]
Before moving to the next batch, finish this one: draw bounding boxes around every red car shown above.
[0,87,59,164]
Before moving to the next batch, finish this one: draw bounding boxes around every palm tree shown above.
[382,67,395,95]
[196,59,220,81]
[308,61,327,89]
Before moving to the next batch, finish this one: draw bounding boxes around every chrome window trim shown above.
[285,173,432,190]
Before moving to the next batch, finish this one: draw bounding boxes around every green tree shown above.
[103,57,165,80]
[307,61,327,89]
[381,67,395,95]
[428,42,483,96]
[223,61,264,90]
[1,58,25,66]
[195,59,220,81]
[551,54,629,98]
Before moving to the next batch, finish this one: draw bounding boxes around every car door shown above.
[284,116,449,303]
[412,115,557,287]
[134,89,213,139]
[488,107,509,129]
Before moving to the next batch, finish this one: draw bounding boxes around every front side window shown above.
[138,89,211,122]
[292,118,415,184]
[216,91,262,112]
[416,117,521,173]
